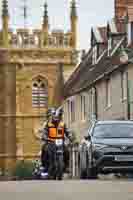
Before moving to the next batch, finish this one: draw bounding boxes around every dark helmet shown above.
[58,107,64,118]
[52,108,59,122]
[46,107,56,118]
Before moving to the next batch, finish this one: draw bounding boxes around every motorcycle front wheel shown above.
[56,154,64,180]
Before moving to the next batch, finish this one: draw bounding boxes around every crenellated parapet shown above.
[0,28,73,49]
[0,0,77,50]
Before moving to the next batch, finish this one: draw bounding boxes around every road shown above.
[0,178,133,200]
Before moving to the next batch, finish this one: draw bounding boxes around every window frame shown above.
[105,78,111,108]
[121,71,127,101]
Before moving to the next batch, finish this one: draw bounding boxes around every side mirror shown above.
[84,135,91,141]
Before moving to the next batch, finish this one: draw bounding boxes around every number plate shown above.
[115,156,133,162]
[55,139,63,146]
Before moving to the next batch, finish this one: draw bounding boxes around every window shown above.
[106,78,111,107]
[108,37,112,56]
[67,100,71,125]
[59,36,63,46]
[131,22,133,42]
[92,45,97,65]
[121,71,127,101]
[67,97,75,123]
[91,88,97,119]
[81,95,86,121]
[48,37,53,46]
[70,99,75,123]
[32,78,48,108]
[64,37,69,46]
[128,22,133,45]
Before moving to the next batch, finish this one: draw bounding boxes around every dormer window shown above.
[108,37,112,56]
[92,45,97,65]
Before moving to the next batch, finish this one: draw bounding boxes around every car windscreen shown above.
[93,123,133,138]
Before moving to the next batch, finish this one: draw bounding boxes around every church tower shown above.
[0,0,78,174]
[2,0,9,47]
[70,0,78,49]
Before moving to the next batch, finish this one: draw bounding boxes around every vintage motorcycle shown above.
[43,138,65,180]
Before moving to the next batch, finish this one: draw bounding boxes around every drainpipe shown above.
[91,87,98,121]
[126,72,130,120]
[94,86,98,120]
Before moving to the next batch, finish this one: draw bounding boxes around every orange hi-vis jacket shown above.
[47,121,65,141]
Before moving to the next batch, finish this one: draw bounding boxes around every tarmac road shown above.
[0,179,133,200]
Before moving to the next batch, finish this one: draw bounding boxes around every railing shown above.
[68,144,80,179]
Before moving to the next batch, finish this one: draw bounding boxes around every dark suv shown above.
[84,120,133,178]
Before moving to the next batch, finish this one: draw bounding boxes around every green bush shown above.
[13,160,34,179]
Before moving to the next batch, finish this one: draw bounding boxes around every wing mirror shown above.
[84,135,91,141]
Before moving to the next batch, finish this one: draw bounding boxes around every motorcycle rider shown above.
[41,107,72,179]
[57,107,71,172]
[40,108,53,171]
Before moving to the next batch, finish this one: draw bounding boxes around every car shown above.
[79,120,133,179]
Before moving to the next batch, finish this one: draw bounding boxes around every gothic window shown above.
[18,34,23,46]
[11,35,18,47]
[23,34,29,47]
[32,78,48,108]
[64,37,68,46]
[34,35,39,46]
[48,37,53,46]
[59,37,62,46]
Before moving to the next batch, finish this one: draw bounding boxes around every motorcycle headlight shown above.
[93,144,108,150]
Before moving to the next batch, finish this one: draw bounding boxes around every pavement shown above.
[0,178,133,200]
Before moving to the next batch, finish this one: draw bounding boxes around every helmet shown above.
[46,107,56,119]
[57,107,64,119]
[52,109,59,122]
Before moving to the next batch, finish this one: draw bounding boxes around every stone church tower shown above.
[0,0,78,172]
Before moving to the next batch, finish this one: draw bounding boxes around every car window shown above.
[93,123,133,138]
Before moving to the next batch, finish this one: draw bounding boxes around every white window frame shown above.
[92,45,97,65]
[81,95,86,121]
[108,37,112,56]
[121,71,127,101]
[106,78,111,108]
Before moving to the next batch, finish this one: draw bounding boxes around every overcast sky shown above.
[0,0,114,50]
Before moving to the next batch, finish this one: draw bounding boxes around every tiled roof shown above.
[64,37,132,98]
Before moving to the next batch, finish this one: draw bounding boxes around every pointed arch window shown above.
[32,78,48,108]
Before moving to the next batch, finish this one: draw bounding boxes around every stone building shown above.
[0,0,78,171]
[63,0,133,142]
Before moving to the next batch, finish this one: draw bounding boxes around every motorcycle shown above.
[44,138,64,180]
